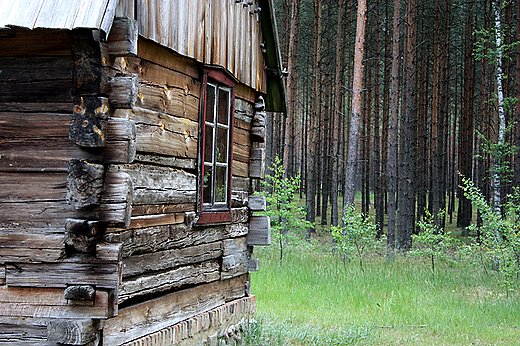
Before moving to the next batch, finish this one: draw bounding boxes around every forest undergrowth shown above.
[245,229,520,346]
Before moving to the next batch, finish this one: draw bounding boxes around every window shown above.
[197,69,236,223]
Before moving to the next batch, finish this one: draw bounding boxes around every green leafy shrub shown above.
[331,205,379,272]
[461,177,520,293]
[257,156,313,261]
[410,209,459,273]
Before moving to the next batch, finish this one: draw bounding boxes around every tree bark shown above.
[331,0,346,227]
[396,0,417,252]
[387,0,401,255]
[344,0,368,209]
[457,1,474,230]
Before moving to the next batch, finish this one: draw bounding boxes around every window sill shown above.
[196,211,232,225]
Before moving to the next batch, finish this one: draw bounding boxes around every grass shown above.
[248,243,520,345]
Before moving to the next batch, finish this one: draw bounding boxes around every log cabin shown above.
[0,0,285,344]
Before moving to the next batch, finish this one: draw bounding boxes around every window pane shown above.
[215,165,227,203]
[217,88,229,125]
[203,165,213,204]
[216,126,228,163]
[206,84,216,123]
[204,124,213,164]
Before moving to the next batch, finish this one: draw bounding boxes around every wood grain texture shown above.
[0,172,67,203]
[122,242,222,278]
[107,164,197,205]
[247,216,271,246]
[66,159,105,209]
[104,223,248,258]
[0,286,110,319]
[107,17,138,56]
[0,28,71,56]
[0,56,73,104]
[46,319,99,345]
[131,203,196,216]
[69,96,111,148]
[249,147,265,179]
[248,195,267,211]
[221,237,251,280]
[119,260,220,304]
[0,233,65,263]
[102,275,248,346]
[6,262,120,289]
[108,74,139,108]
[113,107,198,158]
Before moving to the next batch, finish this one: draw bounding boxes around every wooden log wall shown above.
[0,16,271,346]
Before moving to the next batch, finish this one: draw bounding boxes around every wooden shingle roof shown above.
[0,0,118,33]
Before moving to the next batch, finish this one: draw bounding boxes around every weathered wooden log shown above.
[66,159,104,209]
[0,286,111,319]
[249,147,265,179]
[99,171,133,228]
[71,35,109,96]
[247,216,271,246]
[96,242,123,263]
[232,176,251,193]
[250,125,266,143]
[254,96,265,111]
[102,275,248,346]
[107,17,138,56]
[231,191,249,207]
[231,207,249,224]
[70,97,111,148]
[131,203,196,216]
[0,265,5,285]
[104,223,248,259]
[252,111,266,127]
[64,285,96,302]
[134,153,196,170]
[66,219,100,236]
[46,319,99,345]
[0,233,66,263]
[119,261,220,304]
[122,242,222,278]
[6,262,120,289]
[249,258,260,272]
[107,164,197,205]
[248,195,266,211]
[108,74,139,108]
[65,232,99,253]
[221,237,251,280]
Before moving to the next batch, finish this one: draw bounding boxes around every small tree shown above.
[410,210,458,273]
[258,156,313,261]
[462,177,520,294]
[331,205,378,272]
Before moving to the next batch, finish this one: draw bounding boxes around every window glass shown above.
[206,84,216,123]
[215,165,227,203]
[204,124,214,164]
[203,164,213,204]
[216,126,228,163]
[217,88,229,125]
[200,73,234,217]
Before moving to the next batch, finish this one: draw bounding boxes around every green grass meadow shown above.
[248,244,520,345]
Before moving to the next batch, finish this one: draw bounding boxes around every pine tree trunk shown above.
[344,0,368,209]
[374,0,384,237]
[283,0,300,176]
[396,0,417,252]
[457,1,474,230]
[306,0,322,234]
[331,0,346,227]
[387,0,400,255]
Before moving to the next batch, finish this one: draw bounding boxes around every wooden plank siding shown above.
[136,0,266,93]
